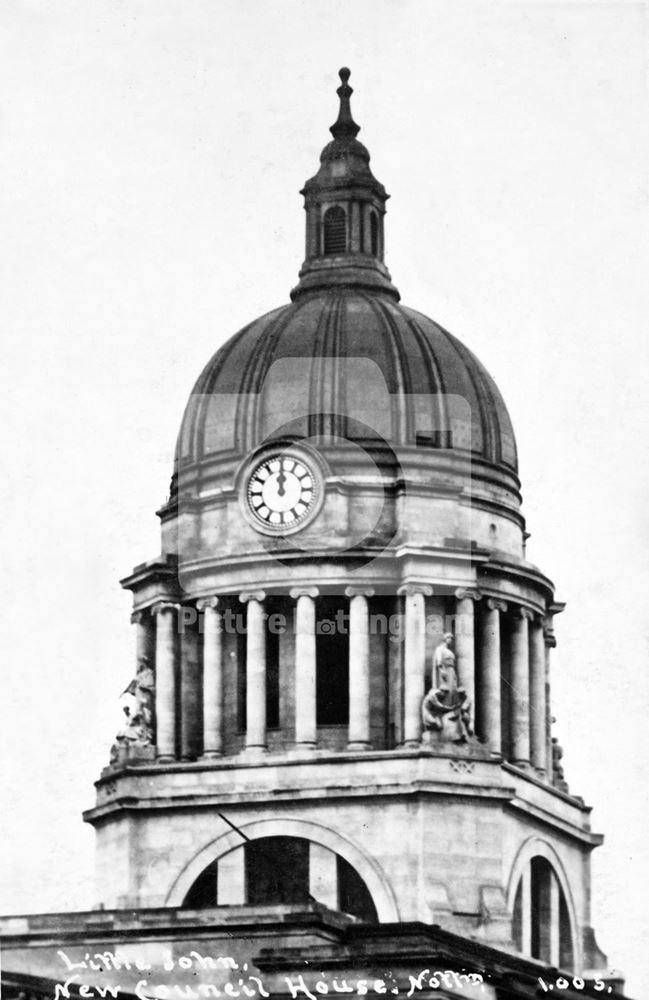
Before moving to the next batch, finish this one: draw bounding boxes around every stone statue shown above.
[109,656,156,764]
[551,736,570,794]
[422,633,472,743]
[123,656,155,734]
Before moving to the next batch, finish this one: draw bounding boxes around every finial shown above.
[330,66,360,140]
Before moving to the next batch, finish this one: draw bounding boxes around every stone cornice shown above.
[480,556,555,593]
[84,766,599,848]
[119,555,179,594]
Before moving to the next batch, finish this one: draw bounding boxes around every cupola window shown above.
[323,206,347,255]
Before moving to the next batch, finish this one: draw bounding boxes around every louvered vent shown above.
[323,206,347,255]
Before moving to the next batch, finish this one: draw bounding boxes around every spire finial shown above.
[330,66,360,140]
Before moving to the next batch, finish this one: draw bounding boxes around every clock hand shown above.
[277,469,286,497]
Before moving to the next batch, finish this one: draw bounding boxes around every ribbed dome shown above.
[175,71,517,487]
[177,287,517,472]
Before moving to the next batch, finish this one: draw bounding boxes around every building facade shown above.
[1,69,624,999]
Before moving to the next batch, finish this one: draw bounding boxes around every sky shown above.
[0,0,648,994]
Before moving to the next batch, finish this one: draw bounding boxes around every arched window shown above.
[323,206,347,255]
[370,211,379,257]
[182,836,378,922]
[512,856,574,971]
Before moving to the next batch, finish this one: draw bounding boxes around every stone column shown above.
[361,204,371,254]
[399,584,433,747]
[345,586,375,750]
[479,598,506,756]
[454,588,480,730]
[544,622,556,785]
[290,587,318,750]
[510,607,533,766]
[152,602,180,762]
[217,849,245,905]
[520,863,532,956]
[529,615,547,775]
[179,607,201,761]
[350,201,361,253]
[309,843,338,909]
[549,871,560,966]
[198,597,223,759]
[131,609,154,670]
[306,207,318,259]
[241,591,267,751]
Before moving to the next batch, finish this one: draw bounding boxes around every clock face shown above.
[246,454,318,530]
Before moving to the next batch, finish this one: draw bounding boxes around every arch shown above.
[323,206,347,255]
[507,836,580,970]
[165,816,400,921]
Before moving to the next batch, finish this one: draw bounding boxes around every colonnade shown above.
[134,588,554,777]
[476,598,551,772]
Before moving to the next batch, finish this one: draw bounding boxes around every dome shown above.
[177,287,517,472]
[174,68,518,498]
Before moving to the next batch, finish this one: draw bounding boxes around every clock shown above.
[246,453,319,531]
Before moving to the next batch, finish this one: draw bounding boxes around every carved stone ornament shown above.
[239,590,266,604]
[450,759,474,774]
[397,583,434,598]
[421,634,473,744]
[109,655,156,765]
[196,595,220,612]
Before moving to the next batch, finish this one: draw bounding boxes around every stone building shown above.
[0,70,626,1000]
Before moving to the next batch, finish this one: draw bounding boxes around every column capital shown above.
[345,585,375,599]
[397,583,433,597]
[151,601,181,617]
[455,587,481,602]
[513,606,534,622]
[289,586,319,600]
[196,596,220,612]
[239,590,266,604]
[130,609,149,625]
[486,598,507,612]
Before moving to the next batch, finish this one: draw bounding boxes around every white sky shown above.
[0,1,647,994]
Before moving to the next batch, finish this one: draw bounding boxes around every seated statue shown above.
[109,656,156,764]
[422,633,472,744]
